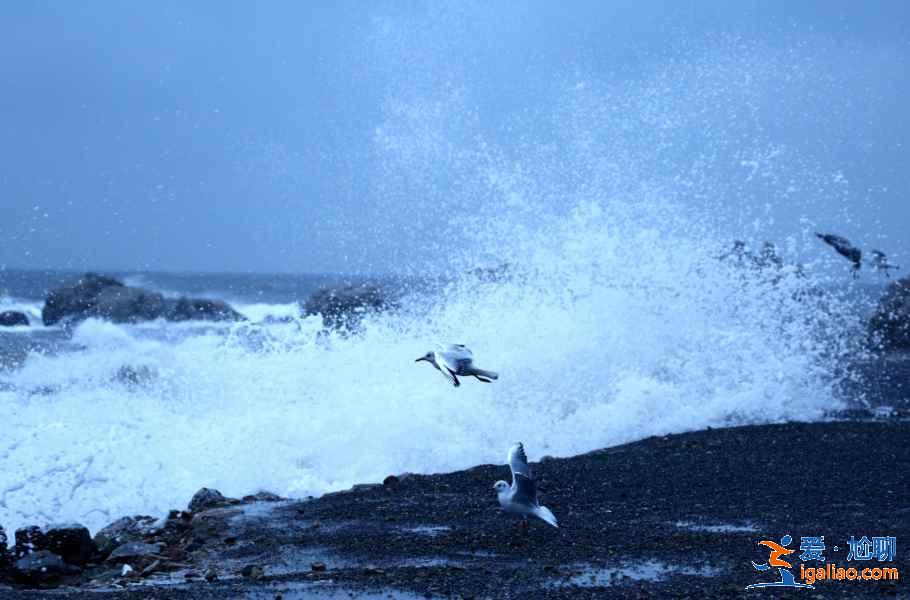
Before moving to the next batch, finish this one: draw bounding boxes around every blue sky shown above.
[1,1,907,273]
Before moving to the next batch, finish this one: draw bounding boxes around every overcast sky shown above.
[1,1,907,274]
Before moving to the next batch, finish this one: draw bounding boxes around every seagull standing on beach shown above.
[815,232,862,276]
[493,443,558,529]
[415,344,499,387]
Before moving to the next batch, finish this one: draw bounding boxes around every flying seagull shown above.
[815,232,862,276]
[493,443,558,529]
[415,344,499,387]
[868,250,900,277]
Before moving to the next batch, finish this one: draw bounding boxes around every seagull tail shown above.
[533,505,558,528]
[471,368,499,382]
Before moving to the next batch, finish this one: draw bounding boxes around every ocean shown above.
[0,256,887,536]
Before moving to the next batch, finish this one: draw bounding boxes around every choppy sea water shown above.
[0,254,885,537]
[0,12,898,535]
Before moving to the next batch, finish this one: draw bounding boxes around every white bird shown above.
[415,344,499,387]
[493,443,558,529]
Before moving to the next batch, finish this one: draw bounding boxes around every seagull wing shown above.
[437,345,474,373]
[440,344,473,360]
[507,444,538,505]
[441,367,460,387]
[508,442,532,479]
[817,233,855,253]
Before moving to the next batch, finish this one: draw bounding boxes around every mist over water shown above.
[0,4,892,534]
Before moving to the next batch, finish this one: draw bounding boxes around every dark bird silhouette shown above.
[815,233,862,277]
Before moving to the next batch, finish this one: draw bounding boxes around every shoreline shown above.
[2,419,906,599]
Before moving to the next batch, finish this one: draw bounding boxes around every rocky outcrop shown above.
[0,311,29,327]
[41,273,245,326]
[869,276,910,351]
[303,284,392,331]
[14,524,96,567]
[42,273,127,325]
[187,487,234,513]
[12,550,78,584]
[93,516,158,559]
[168,298,244,322]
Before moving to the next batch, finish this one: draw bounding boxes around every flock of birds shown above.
[415,232,899,530]
[815,232,899,277]
[720,232,900,278]
[415,344,558,529]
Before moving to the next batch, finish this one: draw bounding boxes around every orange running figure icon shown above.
[757,539,795,568]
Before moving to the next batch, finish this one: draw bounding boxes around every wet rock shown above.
[106,541,162,564]
[188,488,232,513]
[93,285,168,323]
[302,284,392,331]
[0,311,29,327]
[42,273,124,325]
[241,491,284,502]
[42,273,169,325]
[141,559,161,577]
[0,525,9,569]
[869,276,910,351]
[12,550,79,583]
[311,561,327,572]
[33,524,95,566]
[168,298,245,322]
[41,272,244,325]
[240,564,264,580]
[14,526,43,557]
[114,365,158,388]
[93,515,158,559]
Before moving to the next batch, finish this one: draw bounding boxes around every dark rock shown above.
[140,559,162,577]
[32,524,95,567]
[93,515,158,559]
[106,541,162,564]
[382,475,400,489]
[240,564,264,580]
[188,488,232,513]
[869,276,910,351]
[0,311,29,327]
[14,526,43,557]
[42,273,124,325]
[41,273,244,326]
[240,491,284,503]
[93,285,167,323]
[12,550,79,583]
[302,284,392,331]
[0,525,9,569]
[168,298,245,322]
[311,561,327,572]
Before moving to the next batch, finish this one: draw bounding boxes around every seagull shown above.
[493,443,558,529]
[415,344,499,387]
[868,250,900,277]
[815,232,862,276]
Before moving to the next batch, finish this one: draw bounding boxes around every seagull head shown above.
[493,480,510,495]
[415,351,435,365]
